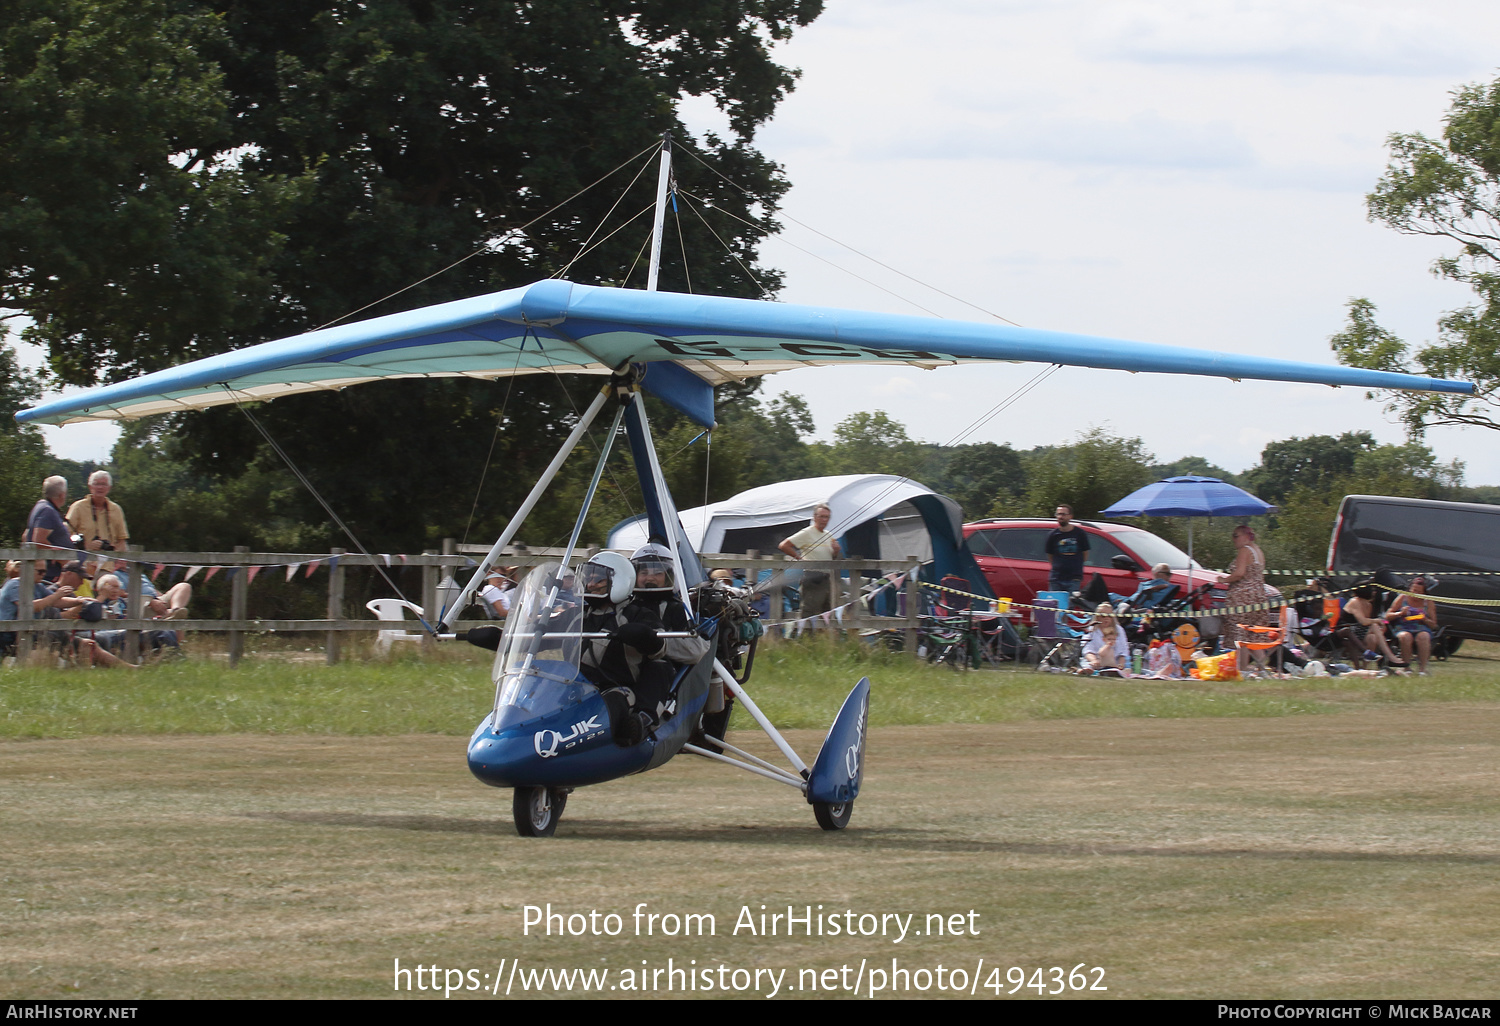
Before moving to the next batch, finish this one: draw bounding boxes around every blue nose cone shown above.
[467,693,654,788]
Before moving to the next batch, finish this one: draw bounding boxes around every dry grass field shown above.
[4,704,1498,999]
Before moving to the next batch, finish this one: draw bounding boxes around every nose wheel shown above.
[812,800,852,831]
[513,786,568,837]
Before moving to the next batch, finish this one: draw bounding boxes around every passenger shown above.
[1385,576,1437,675]
[630,542,712,668]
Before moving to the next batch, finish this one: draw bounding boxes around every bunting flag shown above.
[223,567,239,581]
[285,564,299,583]
[381,554,391,567]
[169,565,184,583]
[203,567,221,583]
[398,554,409,565]
[151,563,165,581]
[247,566,262,584]
[304,560,322,578]
[327,555,340,572]
[183,566,202,582]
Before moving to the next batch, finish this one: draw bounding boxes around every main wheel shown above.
[512,786,567,837]
[813,800,852,831]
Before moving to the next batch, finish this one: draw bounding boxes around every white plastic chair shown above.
[366,598,425,656]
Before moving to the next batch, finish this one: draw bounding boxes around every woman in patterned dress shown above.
[1221,524,1267,672]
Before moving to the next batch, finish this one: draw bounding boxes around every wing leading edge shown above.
[16,278,1473,428]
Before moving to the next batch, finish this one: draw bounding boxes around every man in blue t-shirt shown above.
[1044,504,1091,594]
[25,476,74,582]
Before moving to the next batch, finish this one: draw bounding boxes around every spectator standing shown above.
[66,471,129,554]
[779,503,842,619]
[25,476,73,581]
[1044,504,1090,594]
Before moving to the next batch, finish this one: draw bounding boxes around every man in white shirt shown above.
[779,503,842,618]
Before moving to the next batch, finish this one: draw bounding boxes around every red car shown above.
[961,518,1226,621]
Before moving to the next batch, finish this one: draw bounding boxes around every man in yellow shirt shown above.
[66,471,129,554]
[779,503,842,618]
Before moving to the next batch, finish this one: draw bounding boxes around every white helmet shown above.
[630,542,677,594]
[579,551,635,605]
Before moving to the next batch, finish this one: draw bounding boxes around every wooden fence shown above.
[0,544,928,665]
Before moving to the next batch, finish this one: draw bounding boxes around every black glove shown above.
[615,622,660,653]
[463,626,502,651]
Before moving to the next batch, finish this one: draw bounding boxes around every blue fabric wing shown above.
[17,279,1473,429]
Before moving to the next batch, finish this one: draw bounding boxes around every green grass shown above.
[2,635,1499,738]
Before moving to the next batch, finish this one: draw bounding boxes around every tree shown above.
[1016,428,1154,519]
[814,411,925,479]
[0,331,49,543]
[1331,77,1500,434]
[1242,431,1379,505]
[1,0,823,550]
[934,442,1025,519]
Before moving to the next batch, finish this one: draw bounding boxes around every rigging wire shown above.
[673,195,693,294]
[554,202,659,277]
[460,331,531,547]
[311,141,661,332]
[223,388,430,627]
[555,152,659,280]
[676,188,943,317]
[675,145,1023,326]
[678,191,773,299]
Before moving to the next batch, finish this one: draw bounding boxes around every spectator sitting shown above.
[86,574,176,662]
[1337,584,1408,673]
[1385,575,1437,676]
[1081,601,1129,675]
[58,560,94,599]
[0,558,88,656]
[1110,562,1178,609]
[65,470,129,555]
[478,567,517,619]
[105,566,192,646]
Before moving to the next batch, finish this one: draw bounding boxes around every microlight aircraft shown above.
[19,140,1472,836]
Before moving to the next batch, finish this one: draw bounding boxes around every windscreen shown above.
[490,562,595,731]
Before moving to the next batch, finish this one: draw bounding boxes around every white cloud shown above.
[1092,0,1486,77]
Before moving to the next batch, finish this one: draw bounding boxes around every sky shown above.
[27,0,1500,486]
[683,0,1500,483]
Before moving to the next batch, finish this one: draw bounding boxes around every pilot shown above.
[573,551,670,746]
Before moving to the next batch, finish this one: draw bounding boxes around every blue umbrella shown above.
[1102,476,1277,594]
[1102,476,1277,519]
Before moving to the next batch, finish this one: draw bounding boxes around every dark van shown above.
[1328,494,1500,644]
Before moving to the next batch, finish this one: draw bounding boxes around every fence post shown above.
[17,546,35,663]
[421,551,437,654]
[905,557,920,661]
[326,547,346,665]
[229,545,249,668]
[770,556,785,627]
[124,545,143,664]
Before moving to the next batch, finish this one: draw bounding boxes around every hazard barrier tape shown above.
[1373,584,1500,608]
[917,579,1389,620]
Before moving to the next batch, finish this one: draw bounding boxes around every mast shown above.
[645,132,673,293]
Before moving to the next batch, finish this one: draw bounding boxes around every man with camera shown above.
[66,470,129,555]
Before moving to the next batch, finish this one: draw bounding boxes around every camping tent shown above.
[608,474,993,596]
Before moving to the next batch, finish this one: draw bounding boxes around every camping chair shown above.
[1028,591,1085,672]
[366,598,426,656]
